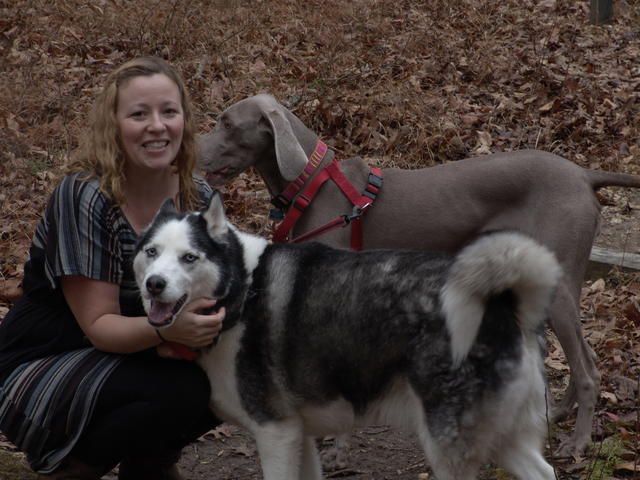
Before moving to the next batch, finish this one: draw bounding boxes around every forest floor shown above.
[1,0,639,478]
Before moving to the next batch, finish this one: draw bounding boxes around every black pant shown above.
[72,352,218,468]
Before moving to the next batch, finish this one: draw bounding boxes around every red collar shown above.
[273,140,328,209]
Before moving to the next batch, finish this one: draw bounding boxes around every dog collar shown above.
[271,140,328,211]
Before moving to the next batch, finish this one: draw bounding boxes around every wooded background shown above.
[1,1,639,478]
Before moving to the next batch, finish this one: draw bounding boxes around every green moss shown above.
[585,435,632,479]
[0,449,37,480]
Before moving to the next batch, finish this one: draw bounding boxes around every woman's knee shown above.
[99,354,211,413]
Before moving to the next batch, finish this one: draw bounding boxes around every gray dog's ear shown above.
[203,192,227,237]
[261,107,308,181]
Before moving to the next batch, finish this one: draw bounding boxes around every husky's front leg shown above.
[253,418,308,480]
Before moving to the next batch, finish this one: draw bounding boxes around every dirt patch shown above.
[179,426,430,480]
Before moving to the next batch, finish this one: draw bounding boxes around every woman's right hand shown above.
[158,298,225,348]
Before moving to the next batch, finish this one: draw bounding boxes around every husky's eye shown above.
[182,253,199,263]
[145,247,157,258]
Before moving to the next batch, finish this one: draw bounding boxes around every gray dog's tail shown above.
[441,232,561,367]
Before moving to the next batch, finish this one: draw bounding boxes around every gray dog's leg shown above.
[320,434,350,471]
[548,283,600,454]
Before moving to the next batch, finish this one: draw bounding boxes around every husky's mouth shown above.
[148,294,188,327]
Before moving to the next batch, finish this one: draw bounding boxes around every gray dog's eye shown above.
[145,247,157,257]
[183,253,199,263]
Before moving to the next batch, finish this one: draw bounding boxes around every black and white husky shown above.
[133,193,559,480]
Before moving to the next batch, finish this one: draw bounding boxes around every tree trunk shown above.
[590,0,613,24]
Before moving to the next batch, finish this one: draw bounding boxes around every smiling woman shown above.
[0,57,224,480]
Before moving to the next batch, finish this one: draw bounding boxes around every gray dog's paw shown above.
[320,436,350,471]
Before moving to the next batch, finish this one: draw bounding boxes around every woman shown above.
[0,57,223,480]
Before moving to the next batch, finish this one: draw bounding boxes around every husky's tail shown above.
[441,231,561,366]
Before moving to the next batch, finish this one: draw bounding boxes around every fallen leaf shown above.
[615,461,640,472]
[232,442,256,457]
[600,391,618,405]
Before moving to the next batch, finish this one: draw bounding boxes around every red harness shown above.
[165,141,382,360]
[271,141,383,251]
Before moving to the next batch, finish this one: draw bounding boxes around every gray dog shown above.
[199,93,640,455]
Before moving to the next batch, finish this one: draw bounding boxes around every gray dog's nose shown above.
[146,275,167,296]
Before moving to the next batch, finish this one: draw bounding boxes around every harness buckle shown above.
[344,203,371,224]
[269,208,285,221]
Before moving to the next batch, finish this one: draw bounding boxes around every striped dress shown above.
[0,172,212,473]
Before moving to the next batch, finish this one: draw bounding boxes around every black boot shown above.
[117,448,184,480]
[36,457,112,479]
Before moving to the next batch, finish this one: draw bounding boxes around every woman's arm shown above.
[62,275,224,353]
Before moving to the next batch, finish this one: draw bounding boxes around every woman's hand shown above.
[62,275,225,355]
[157,298,225,348]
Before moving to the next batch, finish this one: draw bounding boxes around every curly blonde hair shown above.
[68,56,199,210]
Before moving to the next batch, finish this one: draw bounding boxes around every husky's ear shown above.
[159,198,178,215]
[203,191,227,237]
[138,198,178,238]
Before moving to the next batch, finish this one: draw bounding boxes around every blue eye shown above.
[182,253,198,263]
[145,247,157,257]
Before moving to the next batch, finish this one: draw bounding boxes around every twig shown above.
[325,468,369,478]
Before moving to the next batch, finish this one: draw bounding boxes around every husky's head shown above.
[133,192,235,328]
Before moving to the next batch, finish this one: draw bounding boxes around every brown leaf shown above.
[0,278,22,303]
[615,462,640,473]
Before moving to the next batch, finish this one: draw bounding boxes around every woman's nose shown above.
[147,111,166,131]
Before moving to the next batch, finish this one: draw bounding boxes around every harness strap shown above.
[272,160,383,250]
[272,167,331,243]
[274,140,327,208]
[290,216,349,244]
[323,162,383,250]
[324,161,365,207]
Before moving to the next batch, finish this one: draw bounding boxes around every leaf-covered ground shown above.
[1,0,639,478]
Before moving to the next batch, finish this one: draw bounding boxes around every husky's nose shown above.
[146,275,167,296]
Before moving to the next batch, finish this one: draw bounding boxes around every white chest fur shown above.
[198,324,257,429]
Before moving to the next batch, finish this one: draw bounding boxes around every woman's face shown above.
[116,73,184,173]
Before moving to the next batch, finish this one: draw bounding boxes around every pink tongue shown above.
[149,300,174,326]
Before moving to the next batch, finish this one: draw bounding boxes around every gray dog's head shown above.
[198,94,309,185]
